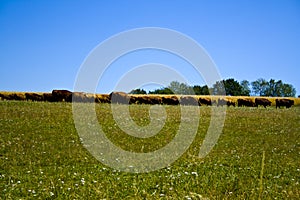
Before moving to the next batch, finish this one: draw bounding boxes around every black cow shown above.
[161,96,179,105]
[109,92,130,104]
[217,98,227,106]
[150,96,163,105]
[130,96,162,105]
[180,96,198,106]
[129,96,149,104]
[217,98,235,107]
[95,94,110,103]
[255,98,272,108]
[43,93,54,102]
[25,93,44,101]
[52,90,72,102]
[237,98,255,107]
[198,98,211,106]
[72,92,95,103]
[276,99,294,108]
[227,100,236,107]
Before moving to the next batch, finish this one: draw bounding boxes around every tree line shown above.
[130,78,297,97]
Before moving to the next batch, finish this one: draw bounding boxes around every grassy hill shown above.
[1,101,299,199]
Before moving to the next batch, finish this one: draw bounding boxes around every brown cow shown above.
[10,93,26,101]
[150,96,163,105]
[198,98,212,106]
[161,96,179,105]
[237,98,255,107]
[133,96,163,105]
[25,93,44,101]
[73,92,88,102]
[255,98,272,108]
[0,92,25,101]
[276,99,294,108]
[227,100,236,107]
[217,98,235,107]
[180,96,198,106]
[217,98,227,106]
[43,93,54,102]
[129,96,150,104]
[109,92,130,104]
[0,93,10,100]
[95,94,110,103]
[52,90,72,102]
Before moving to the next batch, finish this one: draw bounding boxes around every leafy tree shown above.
[212,78,244,96]
[193,85,209,95]
[264,79,281,97]
[251,78,296,97]
[148,87,174,94]
[168,81,194,95]
[131,78,297,97]
[211,80,226,95]
[277,83,296,97]
[223,78,244,96]
[129,88,147,94]
[251,78,269,96]
[240,80,251,96]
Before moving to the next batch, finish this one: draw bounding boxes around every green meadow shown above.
[1,101,299,199]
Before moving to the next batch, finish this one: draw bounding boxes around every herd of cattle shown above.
[0,90,295,108]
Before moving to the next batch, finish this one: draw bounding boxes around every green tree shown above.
[168,81,194,95]
[193,85,209,95]
[240,80,251,96]
[211,80,226,95]
[251,78,268,96]
[212,78,243,96]
[223,78,244,96]
[251,78,296,97]
[277,83,296,97]
[129,88,147,94]
[148,87,174,94]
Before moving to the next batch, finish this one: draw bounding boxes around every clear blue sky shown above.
[1,0,299,95]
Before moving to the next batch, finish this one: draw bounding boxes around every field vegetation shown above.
[1,101,299,199]
[0,91,300,107]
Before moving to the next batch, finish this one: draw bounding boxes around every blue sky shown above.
[1,0,300,95]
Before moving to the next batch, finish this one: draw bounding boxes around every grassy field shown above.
[1,101,299,199]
